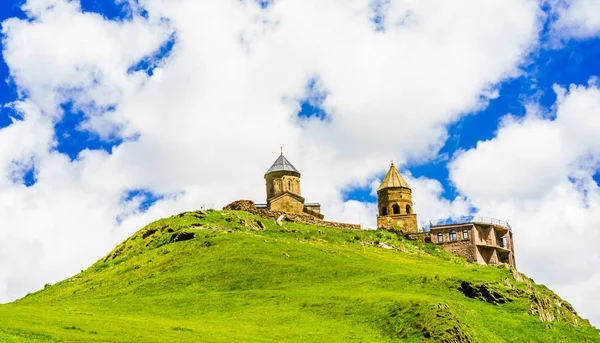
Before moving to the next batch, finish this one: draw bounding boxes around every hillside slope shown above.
[0,210,598,342]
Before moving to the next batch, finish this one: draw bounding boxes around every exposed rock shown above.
[528,291,583,326]
[360,241,397,250]
[379,242,395,250]
[458,281,509,305]
[511,267,527,283]
[276,215,285,226]
[142,229,158,239]
[170,232,196,243]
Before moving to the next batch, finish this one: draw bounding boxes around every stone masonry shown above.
[223,200,360,230]
[264,152,324,220]
[376,163,419,233]
[429,221,516,268]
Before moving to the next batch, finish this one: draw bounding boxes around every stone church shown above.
[260,152,324,219]
[251,152,516,268]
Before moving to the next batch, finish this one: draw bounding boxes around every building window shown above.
[381,207,388,216]
[449,230,457,241]
[288,180,291,190]
[406,205,411,214]
[463,229,469,240]
[392,204,400,214]
[437,233,443,243]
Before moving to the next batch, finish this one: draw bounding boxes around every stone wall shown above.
[223,200,360,230]
[377,187,414,216]
[304,205,321,214]
[269,194,305,214]
[440,241,477,261]
[406,232,430,243]
[265,171,301,199]
[377,214,419,233]
[303,207,325,220]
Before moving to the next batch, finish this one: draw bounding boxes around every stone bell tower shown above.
[377,163,419,233]
[265,151,305,214]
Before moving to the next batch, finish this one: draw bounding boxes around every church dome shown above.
[377,163,410,191]
[265,153,301,176]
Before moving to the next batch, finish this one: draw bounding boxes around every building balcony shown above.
[426,216,512,232]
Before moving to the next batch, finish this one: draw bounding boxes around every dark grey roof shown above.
[265,154,301,176]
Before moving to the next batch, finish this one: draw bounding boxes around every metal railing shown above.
[426,216,512,232]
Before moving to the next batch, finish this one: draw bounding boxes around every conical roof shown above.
[265,153,301,176]
[378,163,410,191]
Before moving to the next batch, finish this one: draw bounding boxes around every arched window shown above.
[392,204,400,214]
[463,229,469,240]
[381,207,388,216]
[288,180,291,190]
[437,233,444,243]
[449,230,457,241]
[406,205,411,214]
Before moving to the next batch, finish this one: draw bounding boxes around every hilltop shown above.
[0,209,597,342]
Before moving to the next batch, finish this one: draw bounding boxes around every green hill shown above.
[0,210,598,342]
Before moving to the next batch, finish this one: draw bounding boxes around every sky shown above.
[0,0,599,328]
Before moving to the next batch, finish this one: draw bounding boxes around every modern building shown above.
[428,217,516,267]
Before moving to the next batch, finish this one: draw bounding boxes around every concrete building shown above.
[428,217,516,268]
[376,163,419,233]
[263,152,323,219]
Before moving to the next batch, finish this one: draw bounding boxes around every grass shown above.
[0,209,598,342]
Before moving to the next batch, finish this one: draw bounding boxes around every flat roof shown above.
[427,216,512,232]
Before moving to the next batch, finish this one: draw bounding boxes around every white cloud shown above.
[0,0,550,322]
[552,0,600,39]
[2,0,172,117]
[407,174,471,226]
[449,82,600,326]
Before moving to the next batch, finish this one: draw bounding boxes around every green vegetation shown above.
[0,210,598,342]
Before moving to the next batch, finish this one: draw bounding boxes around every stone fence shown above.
[223,200,361,231]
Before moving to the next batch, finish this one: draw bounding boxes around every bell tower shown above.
[264,151,305,214]
[376,163,419,233]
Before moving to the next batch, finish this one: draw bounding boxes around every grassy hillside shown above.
[0,210,598,342]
